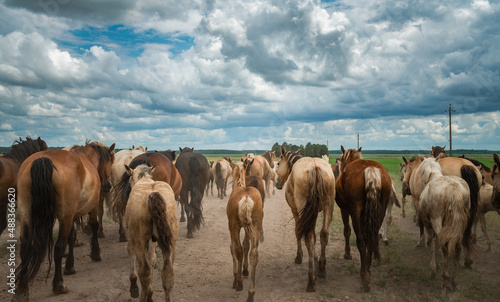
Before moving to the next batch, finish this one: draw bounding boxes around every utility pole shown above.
[357,133,360,149]
[445,104,455,156]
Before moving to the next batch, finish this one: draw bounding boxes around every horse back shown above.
[439,157,482,186]
[0,157,19,193]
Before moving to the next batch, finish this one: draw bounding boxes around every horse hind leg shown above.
[318,203,333,278]
[340,210,352,260]
[118,215,128,242]
[242,232,250,276]
[247,228,260,302]
[230,228,244,291]
[305,232,316,292]
[161,249,175,302]
[63,225,76,275]
[89,211,102,261]
[128,243,139,298]
[53,220,72,295]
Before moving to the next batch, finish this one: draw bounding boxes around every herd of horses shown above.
[1,137,500,301]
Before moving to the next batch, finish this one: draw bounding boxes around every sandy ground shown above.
[1,183,499,302]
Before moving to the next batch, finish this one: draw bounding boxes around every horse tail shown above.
[111,170,132,221]
[238,194,255,237]
[460,165,479,250]
[363,167,384,262]
[297,166,324,240]
[215,162,223,197]
[188,157,204,230]
[438,185,469,258]
[148,192,173,255]
[17,157,58,289]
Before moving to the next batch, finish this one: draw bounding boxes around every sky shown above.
[0,0,499,151]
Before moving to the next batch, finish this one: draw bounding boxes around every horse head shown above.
[401,156,424,196]
[339,145,362,174]
[179,147,194,154]
[430,146,447,159]
[125,164,155,187]
[275,145,302,189]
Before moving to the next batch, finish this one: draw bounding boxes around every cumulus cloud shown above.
[0,0,498,150]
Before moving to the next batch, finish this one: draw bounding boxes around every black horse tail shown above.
[17,157,58,289]
[215,162,223,199]
[461,165,479,251]
[363,167,384,262]
[148,192,173,255]
[188,157,204,230]
[297,166,323,241]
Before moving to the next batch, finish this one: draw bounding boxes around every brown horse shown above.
[175,147,210,238]
[491,154,500,209]
[399,162,408,218]
[472,182,500,252]
[14,141,115,301]
[416,157,473,294]
[336,146,392,292]
[430,145,447,158]
[275,146,335,292]
[0,137,47,235]
[112,151,182,241]
[206,161,215,196]
[256,151,276,196]
[124,164,178,302]
[242,153,264,179]
[227,158,263,302]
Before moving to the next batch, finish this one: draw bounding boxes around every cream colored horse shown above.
[472,182,500,252]
[212,158,232,199]
[416,157,472,294]
[227,159,263,302]
[125,164,178,302]
[275,146,335,292]
[110,145,147,242]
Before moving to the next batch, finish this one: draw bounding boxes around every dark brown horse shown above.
[0,137,47,235]
[430,145,447,159]
[175,147,210,238]
[112,151,182,241]
[14,141,115,301]
[459,155,493,185]
[335,146,392,292]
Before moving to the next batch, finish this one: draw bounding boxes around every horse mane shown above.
[262,151,274,166]
[418,158,442,184]
[71,140,115,184]
[4,137,48,162]
[460,155,491,172]
[283,150,303,170]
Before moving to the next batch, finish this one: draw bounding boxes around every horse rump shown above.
[362,167,384,262]
[296,166,325,240]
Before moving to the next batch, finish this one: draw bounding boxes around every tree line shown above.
[271,142,329,158]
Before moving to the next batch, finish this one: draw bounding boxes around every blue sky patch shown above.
[55,24,195,59]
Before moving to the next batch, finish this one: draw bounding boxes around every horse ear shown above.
[341,145,345,154]
[108,143,115,153]
[493,154,499,164]
[150,165,156,174]
[179,147,182,152]
[132,145,135,149]
[144,147,148,152]
[357,147,362,152]
[295,148,301,154]
[402,157,408,165]
[280,145,286,156]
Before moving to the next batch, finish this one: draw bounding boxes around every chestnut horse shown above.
[459,155,493,185]
[107,145,147,241]
[275,145,335,292]
[14,141,115,301]
[416,157,473,294]
[113,151,182,241]
[227,158,263,302]
[124,164,178,302]
[0,137,47,236]
[336,146,392,292]
[175,147,210,238]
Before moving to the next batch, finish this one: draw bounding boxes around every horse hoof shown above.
[180,216,186,223]
[361,285,371,292]
[74,240,85,247]
[246,293,255,302]
[243,268,249,277]
[119,236,128,243]
[53,284,69,295]
[64,267,76,275]
[344,253,352,260]
[11,291,29,302]
[306,282,316,292]
[90,252,102,262]
[236,282,244,291]
[383,238,389,245]
[186,232,194,239]
[402,213,406,218]
[295,256,302,264]
[259,235,264,243]
[130,286,139,298]
[98,232,105,239]
[317,269,326,278]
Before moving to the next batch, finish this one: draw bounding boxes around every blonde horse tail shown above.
[460,165,479,251]
[238,194,255,236]
[17,157,58,290]
[437,187,468,258]
[363,167,384,262]
[297,166,324,240]
[148,192,173,255]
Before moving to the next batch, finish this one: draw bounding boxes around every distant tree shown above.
[272,142,280,156]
